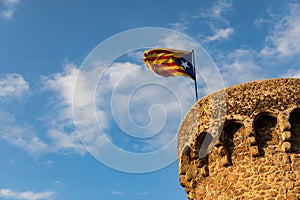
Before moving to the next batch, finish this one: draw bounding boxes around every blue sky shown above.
[0,0,300,199]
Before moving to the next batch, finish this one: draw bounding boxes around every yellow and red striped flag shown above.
[143,48,195,80]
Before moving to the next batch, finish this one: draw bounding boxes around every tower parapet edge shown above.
[178,78,300,200]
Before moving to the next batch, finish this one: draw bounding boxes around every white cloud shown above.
[74,32,201,155]
[63,53,197,172]
[0,188,55,200]
[0,0,20,19]
[167,0,234,45]
[207,28,234,41]
[168,15,190,33]
[0,65,86,155]
[211,0,232,18]
[43,65,77,106]
[194,0,234,43]
[0,0,19,3]
[212,3,300,83]
[169,0,233,35]
[201,0,232,25]
[0,74,29,99]
[0,109,48,155]
[169,21,188,33]
[221,60,261,85]
[136,191,152,196]
[0,63,103,156]
[212,0,232,17]
[0,74,50,155]
[159,32,198,50]
[100,61,194,144]
[0,28,223,171]
[111,190,124,195]
[42,63,88,155]
[262,3,300,57]
[218,49,265,86]
[0,68,87,155]
[1,9,13,18]
[77,60,184,153]
[47,129,85,155]
[281,69,300,78]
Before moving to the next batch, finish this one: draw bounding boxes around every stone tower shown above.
[178,78,300,200]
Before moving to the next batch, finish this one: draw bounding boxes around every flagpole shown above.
[192,50,198,101]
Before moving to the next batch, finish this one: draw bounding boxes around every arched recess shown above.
[254,112,277,155]
[194,132,213,161]
[181,145,191,165]
[220,120,244,166]
[289,108,300,153]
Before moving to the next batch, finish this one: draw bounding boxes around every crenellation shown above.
[178,78,300,200]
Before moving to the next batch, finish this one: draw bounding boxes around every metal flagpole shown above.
[192,50,198,101]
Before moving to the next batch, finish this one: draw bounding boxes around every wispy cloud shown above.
[0,188,55,200]
[92,60,194,151]
[0,109,49,154]
[281,69,300,78]
[211,0,232,18]
[0,74,49,154]
[203,0,234,43]
[169,21,189,33]
[209,3,300,85]
[3,1,298,160]
[0,69,86,155]
[0,0,20,19]
[136,191,152,196]
[207,27,234,42]
[169,0,234,43]
[42,63,88,155]
[254,2,300,78]
[59,30,211,172]
[159,32,197,50]
[218,48,264,86]
[201,0,232,25]
[111,190,124,195]
[262,3,300,57]
[0,73,29,99]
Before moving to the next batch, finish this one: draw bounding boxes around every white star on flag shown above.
[181,60,190,69]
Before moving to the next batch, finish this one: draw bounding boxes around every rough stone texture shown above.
[178,78,300,200]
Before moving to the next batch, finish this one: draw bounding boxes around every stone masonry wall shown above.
[178,78,300,200]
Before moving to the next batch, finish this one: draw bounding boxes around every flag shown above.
[143,48,195,80]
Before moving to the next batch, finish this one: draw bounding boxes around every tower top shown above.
[178,78,300,200]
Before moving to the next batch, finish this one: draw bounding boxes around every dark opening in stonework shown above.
[181,145,191,164]
[254,113,277,155]
[289,108,300,153]
[195,132,213,159]
[221,121,244,165]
